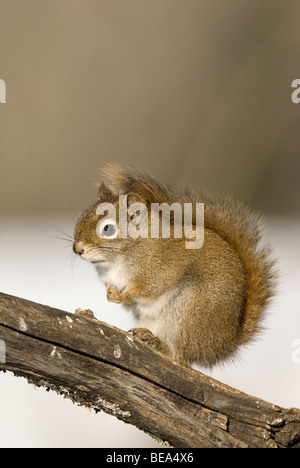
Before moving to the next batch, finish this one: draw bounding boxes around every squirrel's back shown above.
[102,164,277,348]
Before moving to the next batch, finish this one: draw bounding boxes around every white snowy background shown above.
[1,0,300,450]
[0,214,299,448]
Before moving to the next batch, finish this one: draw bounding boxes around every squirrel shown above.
[73,164,276,368]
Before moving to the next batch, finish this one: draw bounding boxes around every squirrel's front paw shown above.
[107,284,136,306]
[106,285,122,303]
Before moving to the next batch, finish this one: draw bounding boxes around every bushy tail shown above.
[200,192,277,344]
[102,163,277,344]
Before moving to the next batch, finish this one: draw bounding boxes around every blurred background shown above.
[0,0,299,448]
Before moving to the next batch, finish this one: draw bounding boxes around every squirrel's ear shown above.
[127,192,147,206]
[98,181,115,202]
[127,192,148,223]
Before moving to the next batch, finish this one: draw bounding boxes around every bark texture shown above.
[0,292,299,448]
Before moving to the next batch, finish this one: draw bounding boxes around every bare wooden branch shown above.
[0,292,299,448]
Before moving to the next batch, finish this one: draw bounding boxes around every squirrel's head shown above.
[73,164,202,262]
[73,181,148,266]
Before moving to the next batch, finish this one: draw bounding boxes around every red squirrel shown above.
[73,164,276,367]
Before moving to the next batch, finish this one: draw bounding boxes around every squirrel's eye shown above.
[102,224,116,238]
[96,217,118,239]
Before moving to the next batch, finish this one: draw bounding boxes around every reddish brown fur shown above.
[73,164,277,367]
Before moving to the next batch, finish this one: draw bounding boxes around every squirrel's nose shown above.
[73,241,85,255]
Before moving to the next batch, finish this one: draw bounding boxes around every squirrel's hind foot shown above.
[129,327,171,357]
[75,308,97,321]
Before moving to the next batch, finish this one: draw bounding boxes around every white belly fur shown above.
[95,261,129,291]
[96,262,186,348]
[135,286,183,346]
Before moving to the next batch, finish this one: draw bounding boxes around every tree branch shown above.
[0,292,299,448]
